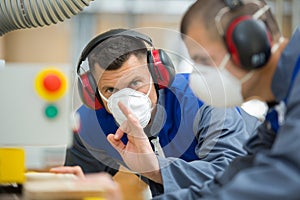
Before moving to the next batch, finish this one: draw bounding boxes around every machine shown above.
[0,0,105,199]
[0,61,73,189]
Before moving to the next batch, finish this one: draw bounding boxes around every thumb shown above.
[107,134,126,155]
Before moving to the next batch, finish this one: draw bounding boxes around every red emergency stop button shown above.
[43,74,62,92]
[35,68,67,101]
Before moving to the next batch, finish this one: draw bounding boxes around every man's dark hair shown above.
[180,0,225,40]
[88,35,148,74]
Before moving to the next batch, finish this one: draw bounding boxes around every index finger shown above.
[118,101,131,117]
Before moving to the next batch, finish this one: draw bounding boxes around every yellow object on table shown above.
[0,148,25,184]
[83,197,106,200]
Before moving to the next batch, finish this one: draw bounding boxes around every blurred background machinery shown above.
[0,0,94,36]
[0,0,93,194]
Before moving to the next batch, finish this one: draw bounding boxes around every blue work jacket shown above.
[65,73,258,196]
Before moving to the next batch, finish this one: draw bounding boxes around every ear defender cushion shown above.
[147,49,175,89]
[225,16,272,70]
[77,72,103,110]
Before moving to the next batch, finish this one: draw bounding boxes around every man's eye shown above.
[106,88,115,94]
[130,80,143,89]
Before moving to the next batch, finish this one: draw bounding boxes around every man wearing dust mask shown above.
[53,28,260,197]
[100,0,300,199]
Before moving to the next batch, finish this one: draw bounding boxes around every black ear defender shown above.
[77,29,175,110]
[217,0,272,70]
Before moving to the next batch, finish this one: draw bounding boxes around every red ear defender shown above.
[77,72,103,110]
[148,49,175,89]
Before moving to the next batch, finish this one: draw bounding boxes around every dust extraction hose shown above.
[0,0,94,36]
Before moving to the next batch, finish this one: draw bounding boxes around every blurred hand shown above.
[50,165,85,179]
[50,166,122,200]
[107,102,162,183]
[83,172,123,200]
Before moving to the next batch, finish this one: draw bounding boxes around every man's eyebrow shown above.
[131,74,145,80]
[126,73,146,81]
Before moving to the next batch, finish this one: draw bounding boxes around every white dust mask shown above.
[99,78,153,128]
[189,54,254,107]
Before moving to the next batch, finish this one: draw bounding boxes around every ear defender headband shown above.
[216,0,272,70]
[77,29,175,110]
